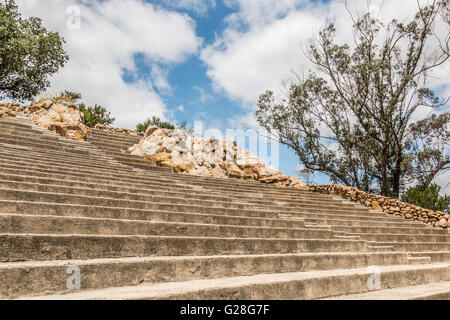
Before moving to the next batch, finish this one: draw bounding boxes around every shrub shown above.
[79,104,115,128]
[402,183,450,212]
[136,116,176,133]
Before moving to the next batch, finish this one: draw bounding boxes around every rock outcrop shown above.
[310,184,449,229]
[130,126,305,188]
[1,100,92,141]
[0,102,17,118]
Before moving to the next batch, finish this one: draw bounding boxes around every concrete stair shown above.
[0,115,449,300]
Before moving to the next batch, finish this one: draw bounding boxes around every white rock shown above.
[141,141,161,156]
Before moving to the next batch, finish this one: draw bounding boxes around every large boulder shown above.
[0,102,16,118]
[29,100,92,141]
[0,100,92,141]
[131,126,306,188]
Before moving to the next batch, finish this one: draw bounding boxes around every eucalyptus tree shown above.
[256,0,449,197]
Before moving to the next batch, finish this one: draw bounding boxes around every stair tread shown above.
[19,262,450,300]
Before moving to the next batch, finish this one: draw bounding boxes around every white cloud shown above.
[202,0,449,106]
[17,0,202,128]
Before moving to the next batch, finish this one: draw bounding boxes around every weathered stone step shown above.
[0,136,91,155]
[325,281,450,300]
[91,140,136,151]
[1,166,313,203]
[0,152,135,175]
[0,201,307,229]
[0,144,125,165]
[0,130,92,148]
[92,129,142,140]
[0,141,132,163]
[0,120,33,130]
[0,252,420,299]
[0,176,370,213]
[0,172,363,210]
[304,217,425,228]
[409,251,450,262]
[378,241,450,252]
[91,133,140,143]
[0,234,369,262]
[332,225,449,235]
[0,144,117,169]
[0,127,67,143]
[0,163,327,200]
[0,180,383,216]
[111,156,172,173]
[0,188,409,222]
[0,213,334,239]
[350,232,450,243]
[21,262,450,300]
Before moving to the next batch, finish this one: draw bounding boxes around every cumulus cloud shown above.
[202,0,449,105]
[17,0,202,128]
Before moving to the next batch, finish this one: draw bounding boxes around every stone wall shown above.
[310,184,449,229]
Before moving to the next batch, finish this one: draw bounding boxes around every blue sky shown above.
[18,0,449,187]
[124,0,327,182]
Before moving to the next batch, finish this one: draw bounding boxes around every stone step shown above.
[91,133,140,142]
[92,129,142,140]
[333,225,449,235]
[0,151,134,175]
[0,172,369,210]
[0,234,369,262]
[0,180,393,217]
[0,136,91,155]
[0,120,33,130]
[91,140,137,151]
[409,252,450,263]
[0,128,92,147]
[0,144,126,165]
[304,217,425,228]
[1,166,320,203]
[20,262,450,300]
[0,252,427,299]
[0,163,336,200]
[111,156,172,173]
[324,281,450,300]
[0,201,308,229]
[0,188,410,222]
[349,232,450,243]
[377,241,450,252]
[0,213,335,239]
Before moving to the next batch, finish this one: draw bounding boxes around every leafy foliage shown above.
[402,184,450,212]
[136,116,176,133]
[0,0,69,101]
[255,1,449,197]
[79,104,115,128]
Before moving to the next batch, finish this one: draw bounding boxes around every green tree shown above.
[79,104,115,128]
[402,183,450,211]
[136,116,176,133]
[0,0,69,101]
[255,0,449,197]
